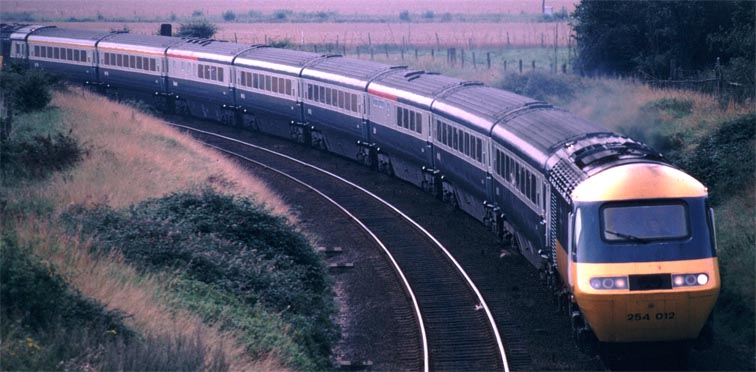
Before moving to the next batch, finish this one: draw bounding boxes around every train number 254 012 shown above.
[626,312,676,321]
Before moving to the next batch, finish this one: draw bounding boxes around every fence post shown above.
[370,48,374,60]
[487,52,491,69]
[519,59,522,73]
[504,60,507,72]
[431,49,435,60]
[461,49,465,68]
[415,49,418,60]
[473,52,477,69]
[532,60,536,71]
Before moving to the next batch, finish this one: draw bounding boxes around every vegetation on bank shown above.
[0,74,336,370]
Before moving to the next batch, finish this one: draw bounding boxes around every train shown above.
[1,23,720,357]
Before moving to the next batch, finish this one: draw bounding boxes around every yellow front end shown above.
[574,259,719,342]
[568,163,720,343]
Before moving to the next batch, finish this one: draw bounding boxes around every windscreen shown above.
[601,203,689,242]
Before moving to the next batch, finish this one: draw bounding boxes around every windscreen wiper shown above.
[605,230,650,244]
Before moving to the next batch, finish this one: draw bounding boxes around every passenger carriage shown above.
[166,39,252,122]
[97,33,182,105]
[366,70,463,187]
[300,57,400,160]
[233,47,324,139]
[430,85,536,229]
[17,26,109,84]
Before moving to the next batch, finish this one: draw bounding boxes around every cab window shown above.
[601,202,689,242]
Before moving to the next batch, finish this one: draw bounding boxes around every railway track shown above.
[169,121,510,371]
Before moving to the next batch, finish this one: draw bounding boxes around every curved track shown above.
[170,122,509,372]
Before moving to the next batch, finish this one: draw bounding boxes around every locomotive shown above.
[1,23,719,356]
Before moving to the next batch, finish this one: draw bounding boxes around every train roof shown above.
[432,84,539,136]
[25,26,112,47]
[167,39,253,64]
[368,70,465,109]
[302,57,404,90]
[98,33,183,55]
[235,47,326,76]
[491,107,613,167]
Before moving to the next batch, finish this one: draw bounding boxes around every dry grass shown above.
[13,218,284,371]
[7,0,578,18]
[562,78,753,147]
[4,87,297,369]
[27,88,288,216]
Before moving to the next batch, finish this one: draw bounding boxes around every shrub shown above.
[222,10,236,22]
[177,19,217,39]
[399,10,411,22]
[1,70,52,114]
[273,9,292,21]
[684,113,755,203]
[1,132,86,183]
[63,189,337,369]
[497,71,584,103]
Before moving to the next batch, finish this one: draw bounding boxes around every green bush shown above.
[222,10,236,22]
[176,19,217,39]
[684,113,755,204]
[1,69,53,114]
[497,71,584,103]
[63,189,337,369]
[1,132,85,184]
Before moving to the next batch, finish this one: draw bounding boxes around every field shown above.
[46,21,572,48]
[5,0,578,19]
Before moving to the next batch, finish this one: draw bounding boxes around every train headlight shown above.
[672,273,709,287]
[589,276,628,290]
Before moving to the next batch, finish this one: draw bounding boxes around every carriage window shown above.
[150,59,157,71]
[136,56,143,70]
[345,92,352,111]
[285,79,292,96]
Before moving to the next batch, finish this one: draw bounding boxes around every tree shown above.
[222,10,236,22]
[571,1,748,79]
[176,19,217,39]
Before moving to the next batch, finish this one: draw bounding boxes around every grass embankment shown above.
[1,88,336,370]
[498,72,755,360]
